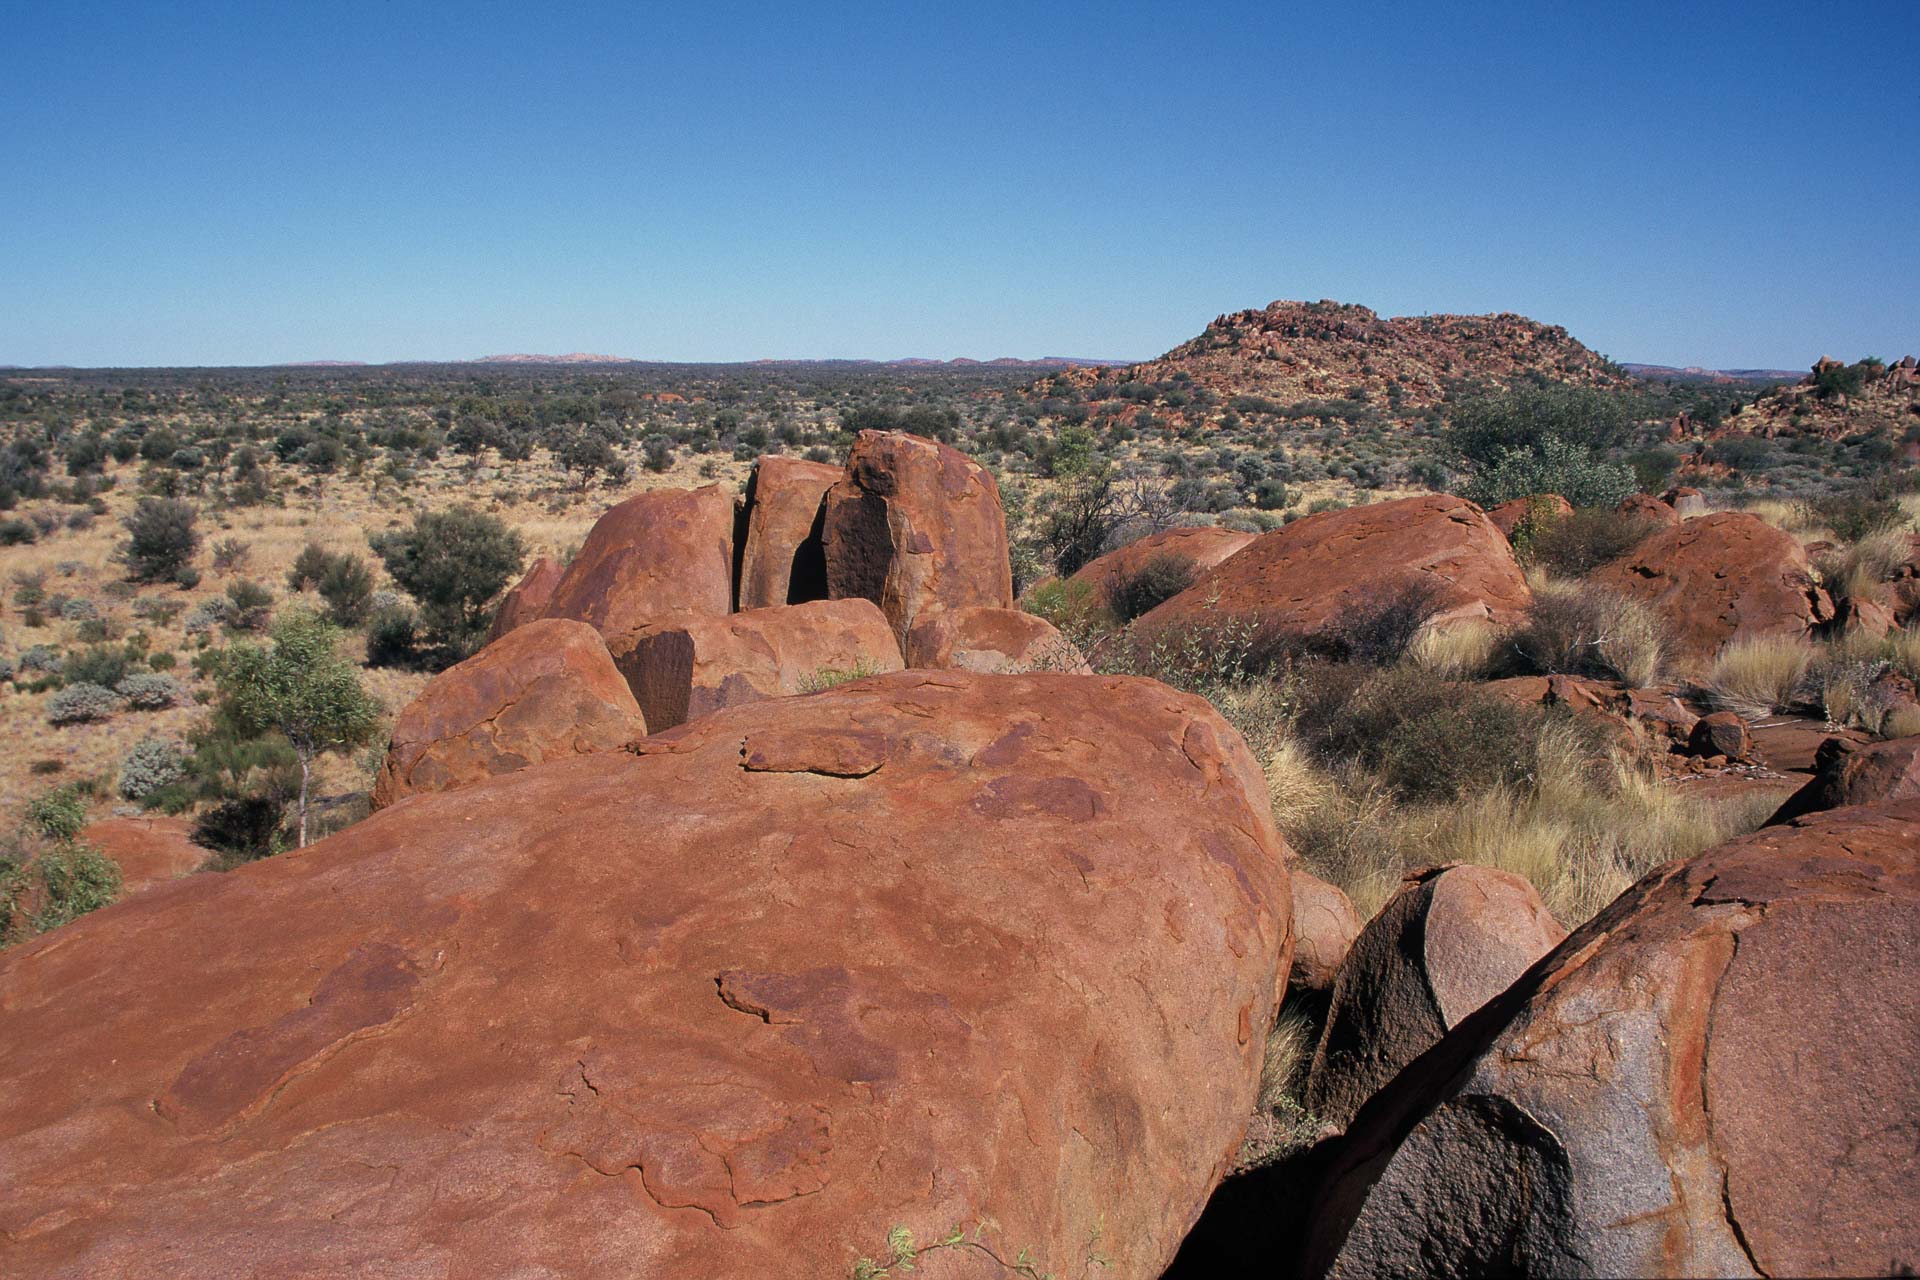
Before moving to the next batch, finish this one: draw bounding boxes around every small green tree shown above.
[369,506,525,653]
[217,610,381,847]
[118,497,200,583]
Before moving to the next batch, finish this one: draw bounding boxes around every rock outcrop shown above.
[0,672,1289,1279]
[1135,495,1532,645]
[1303,864,1564,1129]
[735,456,840,610]
[1303,802,1920,1279]
[371,618,646,808]
[903,605,1087,674]
[609,598,903,731]
[542,484,734,637]
[823,431,1013,643]
[485,555,564,642]
[1768,734,1920,824]
[1591,512,1831,668]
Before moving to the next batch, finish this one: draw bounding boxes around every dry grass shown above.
[1232,1008,1323,1174]
[1734,497,1831,540]
[1512,576,1665,687]
[1817,526,1917,603]
[1405,619,1496,679]
[1702,635,1816,719]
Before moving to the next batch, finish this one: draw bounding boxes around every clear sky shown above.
[3,0,1915,369]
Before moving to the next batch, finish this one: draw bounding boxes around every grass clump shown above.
[1505,578,1665,686]
[799,658,882,693]
[1702,635,1816,719]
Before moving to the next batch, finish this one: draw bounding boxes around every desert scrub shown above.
[47,682,122,724]
[28,842,122,933]
[119,737,188,801]
[25,785,89,842]
[1522,506,1659,578]
[116,672,188,710]
[1102,550,1196,622]
[1405,619,1496,680]
[799,659,882,693]
[1702,635,1816,719]
[1504,578,1665,686]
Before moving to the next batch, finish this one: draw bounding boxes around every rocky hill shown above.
[1056,299,1629,411]
[1723,354,1920,439]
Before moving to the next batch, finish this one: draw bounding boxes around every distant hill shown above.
[471,353,632,364]
[1620,362,1801,385]
[1053,299,1628,411]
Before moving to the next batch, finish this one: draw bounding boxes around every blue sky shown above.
[3,1,1914,368]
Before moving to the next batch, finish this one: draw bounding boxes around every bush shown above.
[225,579,275,631]
[1104,552,1196,622]
[317,553,376,626]
[47,682,121,724]
[183,597,234,634]
[1505,580,1665,686]
[211,536,251,574]
[369,506,525,650]
[118,737,188,800]
[19,644,60,674]
[26,785,89,841]
[1461,437,1636,510]
[1525,507,1660,577]
[286,542,334,591]
[118,497,199,583]
[1445,383,1631,468]
[1703,636,1815,718]
[1809,490,1909,543]
[191,795,286,864]
[116,672,188,710]
[62,643,133,688]
[365,605,422,667]
[30,842,123,932]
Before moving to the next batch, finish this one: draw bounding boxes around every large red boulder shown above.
[1768,734,1920,824]
[371,618,646,809]
[903,605,1088,673]
[735,455,840,610]
[1590,511,1832,669]
[1135,495,1532,645]
[609,598,903,731]
[0,672,1290,1279]
[1303,802,1920,1279]
[485,555,564,642]
[542,484,734,637]
[822,431,1013,643]
[1303,864,1565,1128]
[75,816,206,896]
[1068,525,1259,609]
[1616,492,1683,527]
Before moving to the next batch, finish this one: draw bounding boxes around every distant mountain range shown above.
[271,353,1135,368]
[1619,363,1803,384]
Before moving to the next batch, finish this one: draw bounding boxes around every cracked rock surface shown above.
[1301,800,1920,1279]
[0,671,1289,1279]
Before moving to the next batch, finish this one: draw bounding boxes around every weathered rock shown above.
[74,816,205,895]
[1768,734,1920,823]
[904,605,1088,673]
[735,455,840,610]
[371,618,646,808]
[485,555,564,642]
[1135,495,1532,647]
[1303,802,1920,1280]
[1287,867,1362,995]
[0,673,1290,1279]
[1068,525,1259,606]
[1615,492,1683,527]
[1304,865,1564,1130]
[822,431,1013,643]
[1590,512,1832,669]
[1483,493,1572,539]
[543,484,734,637]
[1688,710,1753,762]
[1660,484,1707,516]
[1833,593,1897,639]
[609,598,903,731]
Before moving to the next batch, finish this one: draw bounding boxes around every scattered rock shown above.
[609,598,903,731]
[823,431,1013,643]
[1590,512,1832,669]
[0,672,1290,1278]
[371,618,646,808]
[1135,495,1532,646]
[1303,802,1920,1280]
[1687,710,1753,762]
[75,816,206,895]
[904,605,1087,673]
[1286,867,1362,996]
[1768,734,1920,824]
[542,484,735,637]
[735,455,840,610]
[485,555,564,642]
[1304,864,1565,1130]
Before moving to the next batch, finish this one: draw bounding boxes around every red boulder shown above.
[904,605,1088,673]
[543,484,734,637]
[735,455,840,610]
[485,555,564,642]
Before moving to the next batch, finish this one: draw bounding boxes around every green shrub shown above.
[1809,490,1909,543]
[118,737,188,800]
[1308,575,1446,666]
[365,605,422,667]
[47,682,121,724]
[192,795,286,864]
[1461,437,1636,510]
[1525,507,1660,577]
[62,643,133,688]
[1104,552,1196,622]
[370,506,525,652]
[118,497,200,583]
[116,672,188,710]
[30,843,122,932]
[26,785,89,841]
[317,553,376,626]
[224,579,275,631]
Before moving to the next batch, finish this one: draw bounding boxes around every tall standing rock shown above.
[735,455,841,610]
[542,483,734,637]
[609,597,903,731]
[0,673,1290,1279]
[1133,495,1532,647]
[1303,802,1920,1279]
[371,618,647,808]
[1590,511,1832,670]
[485,555,564,642]
[822,431,1013,644]
[1304,864,1565,1129]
